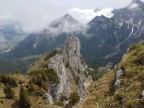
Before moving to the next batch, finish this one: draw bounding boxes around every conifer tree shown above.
[4,84,15,99]
[19,86,31,108]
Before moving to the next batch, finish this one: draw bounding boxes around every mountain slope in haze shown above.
[3,14,84,59]
[2,0,144,72]
[0,22,29,73]
[0,22,22,40]
[78,41,144,108]
[0,22,28,52]
[81,0,144,67]
[0,58,24,73]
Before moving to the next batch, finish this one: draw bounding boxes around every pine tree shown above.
[8,77,17,87]
[19,86,31,108]
[4,85,15,99]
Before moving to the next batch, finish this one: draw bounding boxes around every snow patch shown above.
[68,8,114,23]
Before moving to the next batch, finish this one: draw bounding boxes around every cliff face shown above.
[29,36,92,102]
[48,36,90,101]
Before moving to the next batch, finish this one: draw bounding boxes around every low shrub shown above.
[0,76,17,87]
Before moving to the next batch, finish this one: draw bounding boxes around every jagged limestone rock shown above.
[47,36,91,101]
[63,36,82,71]
[114,69,124,88]
[48,53,71,100]
[116,69,124,80]
[114,79,121,88]
[29,36,92,103]
[43,93,54,104]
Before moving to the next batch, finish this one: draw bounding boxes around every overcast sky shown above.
[0,0,143,32]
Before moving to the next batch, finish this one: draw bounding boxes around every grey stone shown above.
[114,79,121,88]
[47,36,90,101]
[116,69,124,80]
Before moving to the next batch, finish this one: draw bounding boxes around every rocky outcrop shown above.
[48,53,71,100]
[63,36,87,93]
[47,36,91,101]
[114,69,124,88]
[43,93,54,104]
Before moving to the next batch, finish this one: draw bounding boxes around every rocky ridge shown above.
[29,36,92,103]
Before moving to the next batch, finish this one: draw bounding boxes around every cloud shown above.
[68,8,114,24]
[127,2,138,9]
[47,21,88,37]
[0,11,13,26]
[0,0,141,33]
[0,12,12,20]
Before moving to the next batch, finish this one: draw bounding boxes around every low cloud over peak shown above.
[0,0,140,33]
[68,8,114,24]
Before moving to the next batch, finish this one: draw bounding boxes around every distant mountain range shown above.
[0,22,28,52]
[1,14,84,58]
[1,0,144,72]
[84,0,144,66]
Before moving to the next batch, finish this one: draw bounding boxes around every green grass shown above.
[44,49,63,60]
[79,41,144,108]
[29,49,63,72]
[20,54,43,61]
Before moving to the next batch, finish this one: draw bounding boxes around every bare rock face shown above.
[114,69,124,88]
[63,36,82,70]
[47,36,90,101]
[48,53,71,100]
[63,36,86,93]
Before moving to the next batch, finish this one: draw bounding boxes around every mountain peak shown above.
[88,15,110,26]
[61,14,78,22]
[132,0,141,3]
[49,14,79,28]
[63,14,72,18]
[127,0,144,9]
[132,0,144,5]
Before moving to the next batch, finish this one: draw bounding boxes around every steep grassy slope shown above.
[0,73,58,108]
[79,41,144,108]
